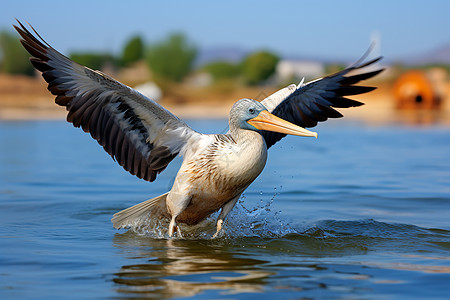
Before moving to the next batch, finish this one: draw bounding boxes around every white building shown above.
[276,60,325,82]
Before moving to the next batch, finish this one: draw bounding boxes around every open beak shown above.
[248,110,318,138]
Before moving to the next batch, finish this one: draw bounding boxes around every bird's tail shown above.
[112,192,169,229]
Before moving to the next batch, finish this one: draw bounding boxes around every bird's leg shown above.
[166,191,191,238]
[168,216,177,237]
[212,194,241,238]
[168,215,184,238]
[212,221,223,239]
[176,226,183,238]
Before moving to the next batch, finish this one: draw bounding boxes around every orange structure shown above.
[393,70,443,109]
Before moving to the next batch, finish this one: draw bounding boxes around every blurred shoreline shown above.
[1,74,450,126]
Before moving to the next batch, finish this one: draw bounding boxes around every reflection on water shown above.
[113,235,271,297]
[111,217,450,299]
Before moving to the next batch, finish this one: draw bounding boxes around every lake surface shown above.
[1,119,449,299]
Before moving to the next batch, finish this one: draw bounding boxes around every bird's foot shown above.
[168,222,183,238]
[212,219,224,239]
[175,226,183,238]
[212,231,221,239]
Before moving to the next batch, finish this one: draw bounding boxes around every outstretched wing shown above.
[260,56,383,148]
[14,21,198,182]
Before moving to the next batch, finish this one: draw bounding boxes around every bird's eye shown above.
[249,108,255,114]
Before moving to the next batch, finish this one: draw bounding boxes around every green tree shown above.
[241,50,279,85]
[121,35,144,67]
[146,33,197,82]
[203,61,240,81]
[69,52,117,70]
[0,30,34,75]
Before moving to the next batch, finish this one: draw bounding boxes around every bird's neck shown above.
[225,128,268,184]
[229,127,266,149]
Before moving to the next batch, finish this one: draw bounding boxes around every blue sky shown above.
[1,0,450,62]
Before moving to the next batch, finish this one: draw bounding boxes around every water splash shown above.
[124,188,302,240]
[223,190,299,238]
[119,189,446,245]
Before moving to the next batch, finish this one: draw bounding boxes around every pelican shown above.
[15,21,383,237]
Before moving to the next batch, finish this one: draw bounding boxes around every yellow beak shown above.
[248,110,318,138]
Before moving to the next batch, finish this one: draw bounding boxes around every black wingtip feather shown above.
[330,97,364,108]
[20,40,48,61]
[337,85,376,96]
[30,58,52,72]
[341,69,384,85]
[55,95,73,106]
[315,103,344,118]
[14,21,49,53]
[357,56,383,69]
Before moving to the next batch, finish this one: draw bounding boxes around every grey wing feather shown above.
[260,56,384,148]
[15,21,198,182]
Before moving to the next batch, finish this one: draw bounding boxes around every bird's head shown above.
[230,98,317,138]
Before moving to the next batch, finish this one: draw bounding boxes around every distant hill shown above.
[400,43,450,65]
[195,46,374,67]
[196,43,450,67]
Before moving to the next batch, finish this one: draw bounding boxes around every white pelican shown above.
[15,21,383,237]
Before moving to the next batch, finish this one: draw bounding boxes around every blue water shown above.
[1,119,449,299]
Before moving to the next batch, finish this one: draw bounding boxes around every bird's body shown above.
[171,130,267,225]
[15,21,383,237]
